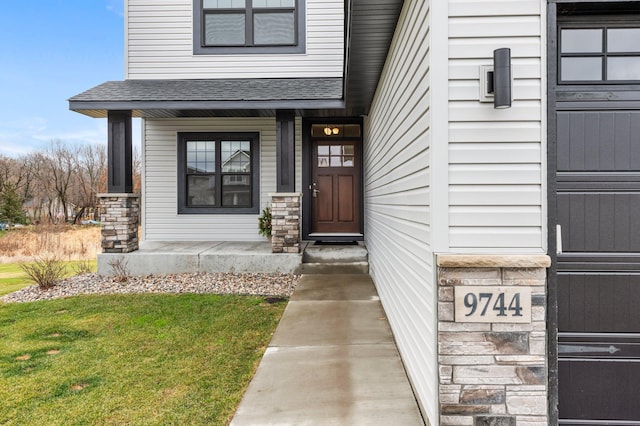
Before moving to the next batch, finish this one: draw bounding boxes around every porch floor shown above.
[97,241,308,276]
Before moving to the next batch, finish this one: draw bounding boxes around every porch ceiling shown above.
[344,0,404,116]
[68,0,404,119]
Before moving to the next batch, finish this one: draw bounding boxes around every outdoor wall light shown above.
[492,48,512,109]
[478,48,512,109]
[323,126,340,136]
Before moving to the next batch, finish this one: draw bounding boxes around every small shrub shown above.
[108,258,130,283]
[258,207,272,238]
[72,260,94,275]
[20,255,66,289]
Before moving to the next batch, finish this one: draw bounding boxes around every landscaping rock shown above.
[0,272,299,303]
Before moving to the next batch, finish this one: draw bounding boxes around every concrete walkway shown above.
[231,274,424,425]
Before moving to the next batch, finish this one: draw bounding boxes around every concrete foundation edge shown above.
[97,252,303,275]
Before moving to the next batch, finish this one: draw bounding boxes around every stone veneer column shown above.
[437,255,551,426]
[98,193,139,253]
[269,192,301,254]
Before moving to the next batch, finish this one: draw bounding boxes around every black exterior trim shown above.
[546,3,560,425]
[192,0,306,55]
[107,110,133,193]
[276,110,296,192]
[302,117,364,241]
[177,132,260,214]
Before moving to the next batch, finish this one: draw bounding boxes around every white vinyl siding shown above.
[448,0,545,252]
[364,0,436,421]
[141,117,302,241]
[125,0,343,79]
[364,0,545,421]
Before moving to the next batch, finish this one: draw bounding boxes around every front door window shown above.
[317,145,354,168]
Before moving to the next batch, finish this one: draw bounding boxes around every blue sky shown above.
[0,1,139,157]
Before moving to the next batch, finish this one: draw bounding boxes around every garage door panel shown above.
[558,273,640,332]
[559,359,640,422]
[558,192,640,252]
[557,111,640,172]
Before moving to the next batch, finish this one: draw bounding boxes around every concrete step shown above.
[295,262,369,275]
[302,244,368,264]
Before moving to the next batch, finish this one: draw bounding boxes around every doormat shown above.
[313,241,359,246]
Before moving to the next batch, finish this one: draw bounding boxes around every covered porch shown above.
[67,0,404,261]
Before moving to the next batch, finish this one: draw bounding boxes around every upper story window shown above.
[194,0,305,55]
[559,25,640,83]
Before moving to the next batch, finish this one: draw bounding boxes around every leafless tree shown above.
[0,155,30,195]
[1,139,140,225]
[43,140,76,223]
[71,144,107,223]
[23,151,58,223]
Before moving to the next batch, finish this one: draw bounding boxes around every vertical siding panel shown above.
[126,0,344,79]
[365,0,436,421]
[142,117,301,241]
[448,0,545,251]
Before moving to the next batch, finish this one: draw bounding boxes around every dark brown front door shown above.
[311,141,361,234]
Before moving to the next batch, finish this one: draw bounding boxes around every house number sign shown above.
[455,286,531,323]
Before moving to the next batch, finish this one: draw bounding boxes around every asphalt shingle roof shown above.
[69,78,345,118]
[70,78,343,102]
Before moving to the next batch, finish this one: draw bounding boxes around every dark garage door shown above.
[556,111,640,424]
[553,6,640,424]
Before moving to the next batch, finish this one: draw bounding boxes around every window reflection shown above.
[317,145,355,168]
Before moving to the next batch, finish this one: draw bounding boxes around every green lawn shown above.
[0,293,286,425]
[0,261,97,297]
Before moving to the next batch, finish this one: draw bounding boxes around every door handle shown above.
[310,182,320,198]
[556,224,563,254]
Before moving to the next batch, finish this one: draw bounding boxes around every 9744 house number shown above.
[454,286,532,323]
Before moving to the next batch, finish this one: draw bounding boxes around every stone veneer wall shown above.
[98,193,140,253]
[437,255,551,426]
[269,193,301,253]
